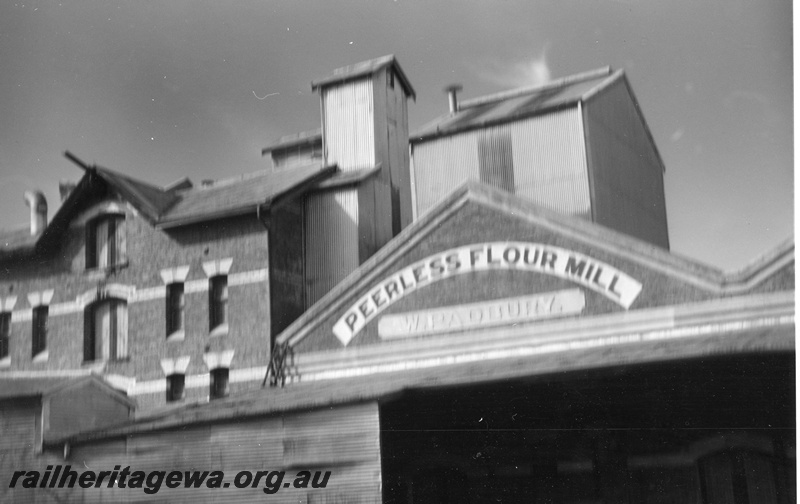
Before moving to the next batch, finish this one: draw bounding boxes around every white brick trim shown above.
[27,290,54,308]
[202,258,234,277]
[203,349,235,370]
[76,283,135,308]
[70,200,131,227]
[160,266,191,285]
[7,268,268,322]
[160,356,191,376]
[2,296,17,312]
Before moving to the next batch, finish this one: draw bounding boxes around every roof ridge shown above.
[459,66,613,110]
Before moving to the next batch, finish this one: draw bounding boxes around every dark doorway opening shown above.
[380,352,795,503]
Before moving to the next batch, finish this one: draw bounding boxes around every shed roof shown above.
[0,376,67,399]
[0,374,135,408]
[56,316,793,445]
[262,128,322,156]
[156,162,336,228]
[412,67,616,142]
[311,54,416,100]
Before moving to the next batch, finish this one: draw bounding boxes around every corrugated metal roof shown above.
[0,374,134,407]
[311,54,416,100]
[412,67,615,142]
[262,128,322,155]
[0,377,66,399]
[0,226,37,255]
[56,319,793,445]
[156,162,336,228]
[0,161,340,254]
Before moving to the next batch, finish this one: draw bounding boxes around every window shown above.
[478,133,515,193]
[166,373,185,402]
[209,275,228,332]
[0,312,10,360]
[209,367,230,400]
[84,299,128,362]
[86,214,126,269]
[166,283,185,337]
[31,306,48,358]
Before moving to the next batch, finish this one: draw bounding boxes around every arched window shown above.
[84,298,128,362]
[85,214,126,269]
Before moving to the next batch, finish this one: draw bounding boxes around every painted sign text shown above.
[332,242,643,346]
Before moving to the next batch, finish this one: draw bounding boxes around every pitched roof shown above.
[262,128,322,156]
[156,163,336,228]
[275,181,794,349]
[0,376,66,400]
[1,161,338,254]
[311,54,416,100]
[412,67,616,142]
[0,226,37,256]
[0,374,135,408]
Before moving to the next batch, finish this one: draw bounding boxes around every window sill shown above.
[82,357,129,367]
[32,350,49,363]
[209,324,229,338]
[166,330,186,343]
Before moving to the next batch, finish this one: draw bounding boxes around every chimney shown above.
[24,191,47,236]
[59,180,77,202]
[444,84,463,114]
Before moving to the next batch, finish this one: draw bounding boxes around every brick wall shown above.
[0,197,274,409]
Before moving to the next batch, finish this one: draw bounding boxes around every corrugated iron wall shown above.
[510,108,591,217]
[271,144,322,171]
[411,108,591,219]
[411,133,480,216]
[304,189,360,307]
[323,79,375,171]
[582,79,670,249]
[24,402,382,503]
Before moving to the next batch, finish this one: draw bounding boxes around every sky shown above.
[0,0,793,271]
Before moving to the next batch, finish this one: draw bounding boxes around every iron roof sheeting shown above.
[1,161,339,255]
[56,319,793,446]
[156,162,336,227]
[0,375,134,407]
[311,54,416,100]
[0,377,67,399]
[412,67,615,142]
[0,226,37,255]
[261,128,323,155]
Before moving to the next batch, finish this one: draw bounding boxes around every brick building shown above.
[0,56,416,410]
[0,55,793,503]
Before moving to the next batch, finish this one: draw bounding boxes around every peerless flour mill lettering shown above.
[333,242,643,345]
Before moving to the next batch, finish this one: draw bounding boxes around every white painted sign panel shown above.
[332,242,643,346]
[378,289,585,340]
